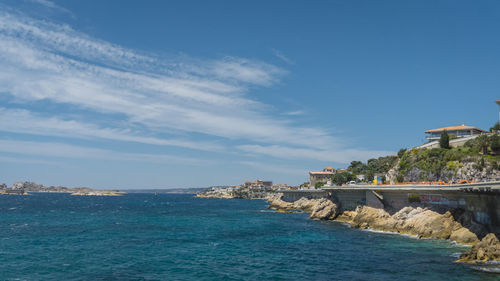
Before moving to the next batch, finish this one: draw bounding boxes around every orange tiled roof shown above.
[324,166,334,170]
[425,124,486,133]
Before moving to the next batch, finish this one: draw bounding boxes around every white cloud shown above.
[26,0,74,17]
[283,110,305,116]
[0,140,208,165]
[237,144,394,164]
[0,8,390,164]
[0,108,224,151]
[239,161,305,176]
[0,10,336,149]
[272,49,294,65]
[0,155,59,165]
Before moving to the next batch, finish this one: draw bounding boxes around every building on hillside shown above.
[425,123,486,142]
[309,166,336,188]
[336,168,347,173]
[323,166,335,173]
[246,179,273,191]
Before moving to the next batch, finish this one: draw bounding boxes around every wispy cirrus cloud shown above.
[0,7,389,166]
[272,48,294,65]
[0,108,224,151]
[283,110,305,116]
[0,139,208,165]
[237,144,393,164]
[0,9,334,147]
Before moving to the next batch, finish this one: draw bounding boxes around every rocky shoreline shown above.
[267,195,500,264]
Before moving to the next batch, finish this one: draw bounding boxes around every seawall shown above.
[282,184,500,235]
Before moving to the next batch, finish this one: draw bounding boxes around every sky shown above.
[0,0,499,189]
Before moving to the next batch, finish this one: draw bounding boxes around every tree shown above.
[348,161,365,174]
[332,172,354,186]
[397,148,407,158]
[475,135,489,154]
[490,134,500,155]
[490,122,500,133]
[440,130,450,149]
[366,170,375,182]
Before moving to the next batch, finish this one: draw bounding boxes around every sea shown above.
[0,193,499,281]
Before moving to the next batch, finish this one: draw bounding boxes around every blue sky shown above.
[0,0,498,189]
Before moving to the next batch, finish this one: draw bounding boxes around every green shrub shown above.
[408,194,421,203]
[315,182,325,189]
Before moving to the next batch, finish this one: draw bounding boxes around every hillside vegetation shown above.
[347,134,500,183]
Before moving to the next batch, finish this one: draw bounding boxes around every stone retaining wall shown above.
[282,188,500,234]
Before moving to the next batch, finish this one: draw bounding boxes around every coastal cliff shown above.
[267,195,500,263]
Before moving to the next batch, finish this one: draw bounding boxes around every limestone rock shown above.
[335,205,480,246]
[309,198,338,220]
[293,197,319,212]
[351,206,398,232]
[397,210,460,239]
[458,233,500,262]
[268,197,337,218]
[268,198,294,210]
[335,211,357,223]
[449,227,479,245]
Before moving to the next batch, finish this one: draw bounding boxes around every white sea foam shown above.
[449,252,461,258]
[449,241,470,248]
[473,265,500,273]
[360,227,418,239]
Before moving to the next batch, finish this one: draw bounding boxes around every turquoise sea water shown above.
[0,193,498,280]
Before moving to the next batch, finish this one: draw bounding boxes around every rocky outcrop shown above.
[293,197,321,212]
[309,198,338,220]
[386,157,500,184]
[268,196,338,219]
[70,188,124,196]
[450,228,481,245]
[339,206,479,245]
[268,197,294,210]
[458,233,500,262]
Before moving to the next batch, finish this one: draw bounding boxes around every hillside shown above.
[348,134,500,183]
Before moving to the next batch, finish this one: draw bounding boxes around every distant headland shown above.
[0,182,125,196]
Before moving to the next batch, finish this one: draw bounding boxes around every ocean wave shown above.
[473,265,500,273]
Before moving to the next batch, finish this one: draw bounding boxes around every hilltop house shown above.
[415,123,487,149]
[425,123,486,141]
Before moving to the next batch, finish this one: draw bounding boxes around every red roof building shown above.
[424,123,486,141]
